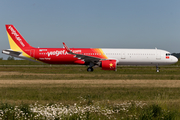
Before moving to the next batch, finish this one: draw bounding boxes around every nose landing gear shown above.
[156,65,159,72]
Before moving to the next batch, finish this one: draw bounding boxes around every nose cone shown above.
[171,56,178,64]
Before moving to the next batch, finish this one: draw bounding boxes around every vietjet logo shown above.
[8,26,25,47]
[47,50,66,57]
[46,50,81,57]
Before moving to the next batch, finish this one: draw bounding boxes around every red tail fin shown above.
[5,24,32,50]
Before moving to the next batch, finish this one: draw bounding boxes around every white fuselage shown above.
[101,49,178,65]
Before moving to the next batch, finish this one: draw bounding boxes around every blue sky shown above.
[0,0,180,59]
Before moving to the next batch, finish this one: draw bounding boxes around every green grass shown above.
[0,86,180,103]
[0,60,180,119]
[0,65,179,80]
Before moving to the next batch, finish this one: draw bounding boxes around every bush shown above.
[140,104,177,120]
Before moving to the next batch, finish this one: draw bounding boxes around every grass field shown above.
[0,60,179,119]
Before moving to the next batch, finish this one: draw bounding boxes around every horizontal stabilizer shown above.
[2,49,22,57]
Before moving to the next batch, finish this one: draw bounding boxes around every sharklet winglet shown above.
[62,42,72,53]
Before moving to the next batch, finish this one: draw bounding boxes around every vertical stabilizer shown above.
[3,24,36,61]
[5,24,32,51]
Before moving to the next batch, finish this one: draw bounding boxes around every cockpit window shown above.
[166,53,171,56]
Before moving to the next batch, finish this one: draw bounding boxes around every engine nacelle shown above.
[100,59,117,71]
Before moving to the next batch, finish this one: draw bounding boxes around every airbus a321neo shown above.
[2,25,178,72]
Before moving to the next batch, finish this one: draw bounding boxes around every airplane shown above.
[2,24,178,72]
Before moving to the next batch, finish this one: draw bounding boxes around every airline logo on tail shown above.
[4,25,35,61]
[8,25,25,47]
[6,25,32,51]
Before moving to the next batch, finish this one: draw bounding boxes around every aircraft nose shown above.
[172,56,178,63]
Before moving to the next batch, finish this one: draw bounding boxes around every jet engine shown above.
[100,59,117,71]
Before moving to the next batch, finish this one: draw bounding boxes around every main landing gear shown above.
[87,62,94,72]
[87,67,94,72]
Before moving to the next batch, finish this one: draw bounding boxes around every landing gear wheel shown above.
[156,65,159,72]
[87,67,93,72]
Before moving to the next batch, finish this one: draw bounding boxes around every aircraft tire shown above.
[87,67,93,72]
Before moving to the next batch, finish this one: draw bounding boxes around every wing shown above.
[73,53,102,63]
[62,42,104,63]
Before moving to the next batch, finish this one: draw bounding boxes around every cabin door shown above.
[156,50,161,60]
[30,49,35,58]
[121,52,126,59]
